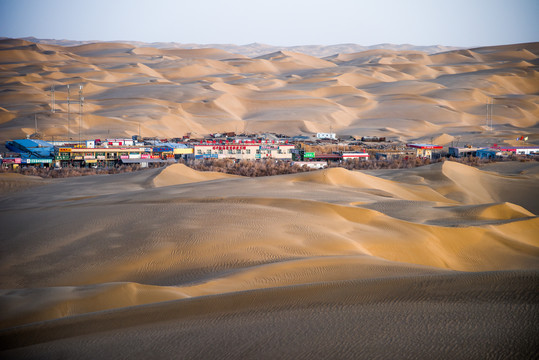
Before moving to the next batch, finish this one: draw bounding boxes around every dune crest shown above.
[152,163,240,187]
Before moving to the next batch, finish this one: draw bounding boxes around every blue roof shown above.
[12,139,53,148]
[9,139,54,158]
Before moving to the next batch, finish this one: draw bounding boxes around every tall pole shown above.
[51,85,55,113]
[486,98,490,131]
[79,84,83,144]
[490,98,494,131]
[67,84,70,140]
[34,113,37,134]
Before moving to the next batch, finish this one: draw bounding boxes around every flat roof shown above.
[407,144,443,149]
[491,146,539,150]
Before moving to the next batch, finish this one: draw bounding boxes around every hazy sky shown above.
[0,0,537,47]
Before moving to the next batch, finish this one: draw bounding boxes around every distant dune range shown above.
[0,38,537,143]
[0,161,538,358]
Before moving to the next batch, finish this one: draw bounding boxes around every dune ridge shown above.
[0,162,537,326]
[1,270,537,359]
[0,161,537,357]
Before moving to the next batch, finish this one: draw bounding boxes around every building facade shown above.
[193,143,294,160]
[316,133,336,140]
[407,144,443,159]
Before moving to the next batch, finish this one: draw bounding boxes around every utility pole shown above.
[34,113,37,134]
[486,98,494,131]
[79,84,83,144]
[67,84,70,140]
[490,98,494,131]
[51,85,55,113]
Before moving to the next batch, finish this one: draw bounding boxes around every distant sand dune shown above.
[0,38,537,141]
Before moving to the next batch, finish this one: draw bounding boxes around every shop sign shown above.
[210,146,247,150]
[304,152,315,158]
[25,159,52,164]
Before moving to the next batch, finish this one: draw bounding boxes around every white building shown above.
[316,133,336,140]
[491,146,539,155]
[104,139,134,147]
[342,152,369,160]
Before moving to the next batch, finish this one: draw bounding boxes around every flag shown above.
[525,136,528,141]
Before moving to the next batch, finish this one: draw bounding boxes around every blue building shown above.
[5,139,55,166]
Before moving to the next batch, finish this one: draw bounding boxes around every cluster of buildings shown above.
[1,134,537,170]
[447,145,539,159]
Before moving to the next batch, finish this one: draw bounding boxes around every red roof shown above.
[406,144,443,149]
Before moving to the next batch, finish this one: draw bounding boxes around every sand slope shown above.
[0,39,537,143]
[0,162,537,355]
[152,163,238,187]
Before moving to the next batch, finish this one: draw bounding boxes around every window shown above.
[197,149,202,154]
[246,149,251,154]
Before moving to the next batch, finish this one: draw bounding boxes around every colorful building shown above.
[192,142,294,160]
[406,144,443,159]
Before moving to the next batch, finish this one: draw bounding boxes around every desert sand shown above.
[0,161,538,358]
[0,39,537,145]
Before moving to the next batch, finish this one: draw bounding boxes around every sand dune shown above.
[0,38,537,141]
[152,163,239,186]
[0,173,48,194]
[1,37,538,357]
[0,163,537,325]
